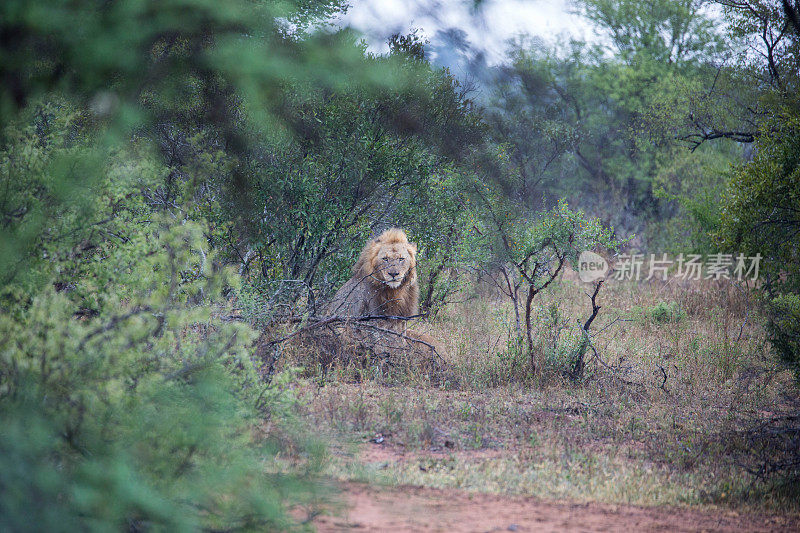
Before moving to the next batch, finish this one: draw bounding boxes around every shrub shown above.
[0,221,323,530]
[717,125,800,380]
[766,293,800,380]
[634,301,686,324]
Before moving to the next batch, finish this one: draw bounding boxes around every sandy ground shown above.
[313,482,799,532]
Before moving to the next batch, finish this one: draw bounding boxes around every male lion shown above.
[325,228,419,330]
[314,228,445,372]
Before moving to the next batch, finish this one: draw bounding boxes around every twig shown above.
[262,312,429,347]
[77,306,156,352]
[590,316,631,337]
[733,281,750,343]
[657,364,669,392]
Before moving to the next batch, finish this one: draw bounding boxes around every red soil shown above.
[313,482,798,532]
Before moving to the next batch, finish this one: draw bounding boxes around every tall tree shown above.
[577,0,722,64]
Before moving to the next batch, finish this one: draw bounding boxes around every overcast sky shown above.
[334,0,595,67]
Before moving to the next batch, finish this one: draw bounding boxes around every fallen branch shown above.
[355,322,447,364]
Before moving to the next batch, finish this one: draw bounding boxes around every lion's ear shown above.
[408,242,418,257]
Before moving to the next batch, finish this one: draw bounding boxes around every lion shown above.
[325,228,419,329]
[312,228,446,374]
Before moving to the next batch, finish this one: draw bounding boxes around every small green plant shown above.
[379,396,404,428]
[634,301,686,324]
[488,335,531,385]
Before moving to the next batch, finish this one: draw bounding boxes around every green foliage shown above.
[0,216,324,529]
[718,124,800,378]
[0,0,416,285]
[0,101,166,307]
[0,0,493,524]
[5,0,796,521]
[0,372,312,532]
[486,335,531,385]
[718,127,800,293]
[576,0,722,64]
[475,191,617,274]
[485,43,579,206]
[492,38,678,228]
[649,145,741,254]
[396,167,487,313]
[523,199,616,269]
[0,0,367,130]
[471,175,618,370]
[487,3,738,246]
[633,301,686,324]
[766,293,800,380]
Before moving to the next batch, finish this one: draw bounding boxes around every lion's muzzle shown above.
[385,278,403,288]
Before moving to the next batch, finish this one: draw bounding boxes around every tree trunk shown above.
[525,286,536,373]
[501,266,522,333]
[421,260,445,313]
[569,280,603,381]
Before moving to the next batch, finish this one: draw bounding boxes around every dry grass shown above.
[275,274,800,511]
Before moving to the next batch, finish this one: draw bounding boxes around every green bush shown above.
[766,293,800,381]
[633,301,686,324]
[0,220,323,530]
[717,125,800,380]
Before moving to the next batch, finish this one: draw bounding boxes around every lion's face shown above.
[371,243,416,289]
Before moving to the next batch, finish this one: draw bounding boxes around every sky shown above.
[334,0,595,68]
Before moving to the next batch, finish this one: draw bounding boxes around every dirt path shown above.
[314,483,798,532]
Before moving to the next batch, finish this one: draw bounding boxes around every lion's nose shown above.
[388,271,399,278]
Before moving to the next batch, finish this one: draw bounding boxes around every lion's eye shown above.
[383,257,389,262]
[399,258,405,262]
